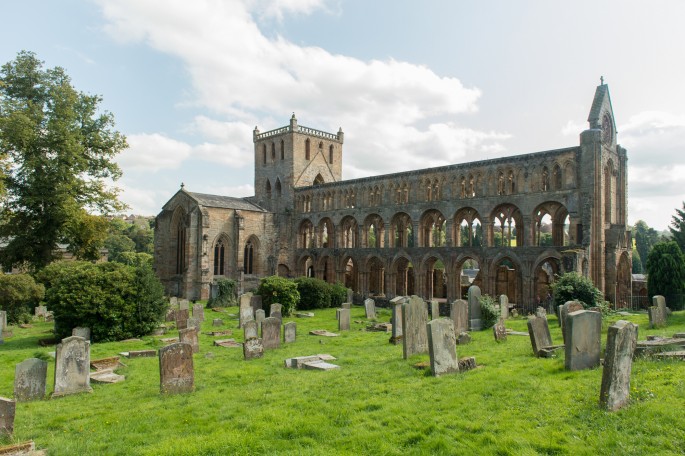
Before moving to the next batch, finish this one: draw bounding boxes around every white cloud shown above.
[117,133,193,171]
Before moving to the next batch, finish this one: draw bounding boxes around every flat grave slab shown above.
[204,330,233,336]
[90,369,125,384]
[285,354,337,368]
[303,361,340,371]
[214,339,242,348]
[120,350,157,358]
[309,330,339,337]
[90,357,123,371]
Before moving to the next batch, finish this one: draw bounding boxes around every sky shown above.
[2,0,685,230]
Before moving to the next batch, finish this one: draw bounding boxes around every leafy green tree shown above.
[646,241,685,306]
[478,294,500,329]
[0,51,126,272]
[256,276,299,316]
[104,234,136,263]
[549,272,604,310]
[0,273,44,324]
[295,277,332,310]
[634,220,659,273]
[632,248,643,274]
[669,202,685,253]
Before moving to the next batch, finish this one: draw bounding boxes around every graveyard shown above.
[1,303,684,455]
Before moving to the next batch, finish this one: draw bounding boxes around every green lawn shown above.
[1,307,684,455]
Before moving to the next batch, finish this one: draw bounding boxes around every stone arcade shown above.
[155,84,631,306]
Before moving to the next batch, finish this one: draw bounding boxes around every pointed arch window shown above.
[271,142,276,161]
[244,240,254,274]
[266,179,272,199]
[176,225,186,274]
[213,241,225,276]
[275,178,282,197]
[280,140,285,160]
[329,145,334,164]
[262,144,267,165]
[305,139,311,160]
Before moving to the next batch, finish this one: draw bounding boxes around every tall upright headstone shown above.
[175,309,190,331]
[255,309,266,325]
[346,288,353,303]
[250,295,263,315]
[565,310,601,371]
[53,336,92,397]
[527,315,553,357]
[270,303,283,323]
[159,343,194,394]
[499,295,509,320]
[169,296,178,307]
[239,299,255,328]
[261,317,281,350]
[560,301,583,344]
[178,327,200,353]
[244,320,259,340]
[364,298,376,319]
[430,300,440,320]
[0,310,7,332]
[389,296,406,344]
[402,296,429,359]
[283,321,297,343]
[427,319,459,376]
[450,299,468,334]
[467,286,482,331]
[648,296,667,328]
[0,398,15,436]
[337,308,350,331]
[239,292,253,310]
[179,299,190,311]
[600,320,638,412]
[14,358,48,402]
[192,303,205,322]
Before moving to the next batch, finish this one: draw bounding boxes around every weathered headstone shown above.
[165,308,177,322]
[250,295,263,315]
[457,332,471,345]
[159,342,194,394]
[34,305,48,318]
[261,317,281,350]
[179,299,189,311]
[212,318,224,327]
[175,309,189,331]
[239,292,253,310]
[0,311,7,332]
[14,358,47,402]
[178,327,200,353]
[648,304,667,329]
[169,296,178,306]
[243,338,264,360]
[244,320,258,340]
[653,295,667,314]
[402,296,429,359]
[499,295,509,320]
[255,309,266,325]
[0,398,15,436]
[192,304,205,322]
[389,296,406,344]
[560,301,583,343]
[450,299,468,334]
[284,321,296,343]
[427,319,459,376]
[337,308,350,331]
[535,307,547,319]
[239,301,255,329]
[347,288,353,303]
[53,336,92,397]
[430,300,440,320]
[270,303,283,323]
[364,298,376,319]
[565,310,602,371]
[467,286,482,331]
[527,315,553,357]
[493,319,507,342]
[187,317,201,332]
[600,320,638,412]
[341,302,352,310]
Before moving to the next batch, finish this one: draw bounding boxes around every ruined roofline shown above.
[253,124,343,143]
[294,145,580,192]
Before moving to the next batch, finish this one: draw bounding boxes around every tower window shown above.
[305,139,310,160]
[329,145,334,164]
[280,140,285,160]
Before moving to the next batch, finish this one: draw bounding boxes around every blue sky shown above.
[3,0,685,230]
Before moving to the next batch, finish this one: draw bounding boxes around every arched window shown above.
[275,178,282,197]
[262,144,267,165]
[542,167,550,191]
[280,140,285,160]
[176,225,186,275]
[271,142,276,161]
[266,180,272,199]
[329,145,334,164]
[213,241,225,276]
[552,164,562,190]
[314,174,324,185]
[244,241,254,274]
[305,139,311,160]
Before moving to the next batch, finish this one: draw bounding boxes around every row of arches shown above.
[265,178,283,199]
[297,202,572,250]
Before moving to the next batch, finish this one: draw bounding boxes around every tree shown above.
[0,51,126,272]
[669,202,685,253]
[631,248,643,274]
[646,241,685,308]
[0,274,44,324]
[549,272,604,310]
[634,220,659,273]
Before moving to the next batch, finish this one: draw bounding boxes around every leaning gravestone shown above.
[243,338,264,360]
[450,299,468,334]
[560,301,583,344]
[527,315,553,357]
[565,310,601,371]
[250,295,263,315]
[192,304,205,322]
[499,295,509,320]
[262,317,281,350]
[364,298,376,319]
[283,322,296,343]
[178,327,200,353]
[467,286,482,331]
[337,308,350,331]
[0,398,15,436]
[176,309,190,331]
[430,301,440,320]
[270,303,283,323]
[159,343,194,394]
[244,320,258,340]
[53,336,92,397]
[14,358,47,402]
[402,296,429,359]
[600,320,638,412]
[427,319,459,376]
[239,301,255,329]
[389,296,406,344]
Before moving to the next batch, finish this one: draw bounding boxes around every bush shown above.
[37,261,166,342]
[207,278,237,308]
[330,283,348,308]
[549,272,604,310]
[646,241,685,308]
[0,274,45,324]
[479,294,500,329]
[295,277,332,310]
[256,276,299,316]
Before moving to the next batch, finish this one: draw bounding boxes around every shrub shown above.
[646,241,685,309]
[479,294,500,329]
[256,276,299,316]
[0,274,45,324]
[207,278,238,308]
[330,282,348,308]
[549,272,604,310]
[38,261,166,342]
[295,277,332,309]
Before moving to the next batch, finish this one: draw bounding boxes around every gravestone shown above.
[402,296,429,359]
[565,310,601,371]
[648,305,667,329]
[250,295,263,315]
[175,309,189,331]
[244,320,258,340]
[187,317,201,332]
[347,288,353,303]
[499,295,509,320]
[169,296,178,306]
[450,299,468,334]
[467,286,482,331]
[493,319,507,342]
[255,309,266,325]
[600,320,638,412]
[0,311,6,332]
[283,322,296,343]
[165,308,177,322]
[342,302,352,310]
[389,296,406,344]
[270,303,283,323]
[527,316,553,357]
[457,332,471,345]
[53,336,92,397]
[239,301,255,329]
[337,308,350,331]
[34,305,48,318]
[535,307,547,319]
[653,295,667,314]
[430,301,440,320]
[212,319,224,327]
[159,343,194,394]
[0,398,15,436]
[179,299,189,311]
[14,358,47,402]
[239,292,253,310]
[243,338,264,360]
[261,317,281,350]
[364,298,376,319]
[560,301,583,344]
[192,304,205,322]
[427,319,459,376]
[178,327,200,353]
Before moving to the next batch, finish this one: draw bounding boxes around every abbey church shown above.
[153,83,631,309]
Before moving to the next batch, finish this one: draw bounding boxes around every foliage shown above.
[0,273,44,324]
[104,218,154,262]
[478,294,500,329]
[115,252,153,268]
[256,275,299,316]
[646,241,685,306]
[330,282,348,308]
[207,278,237,308]
[635,220,660,273]
[632,248,643,274]
[295,277,332,310]
[549,272,604,309]
[669,202,685,253]
[37,260,166,342]
[0,51,127,272]
[104,234,136,263]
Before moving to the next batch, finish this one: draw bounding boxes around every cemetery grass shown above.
[1,309,685,455]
